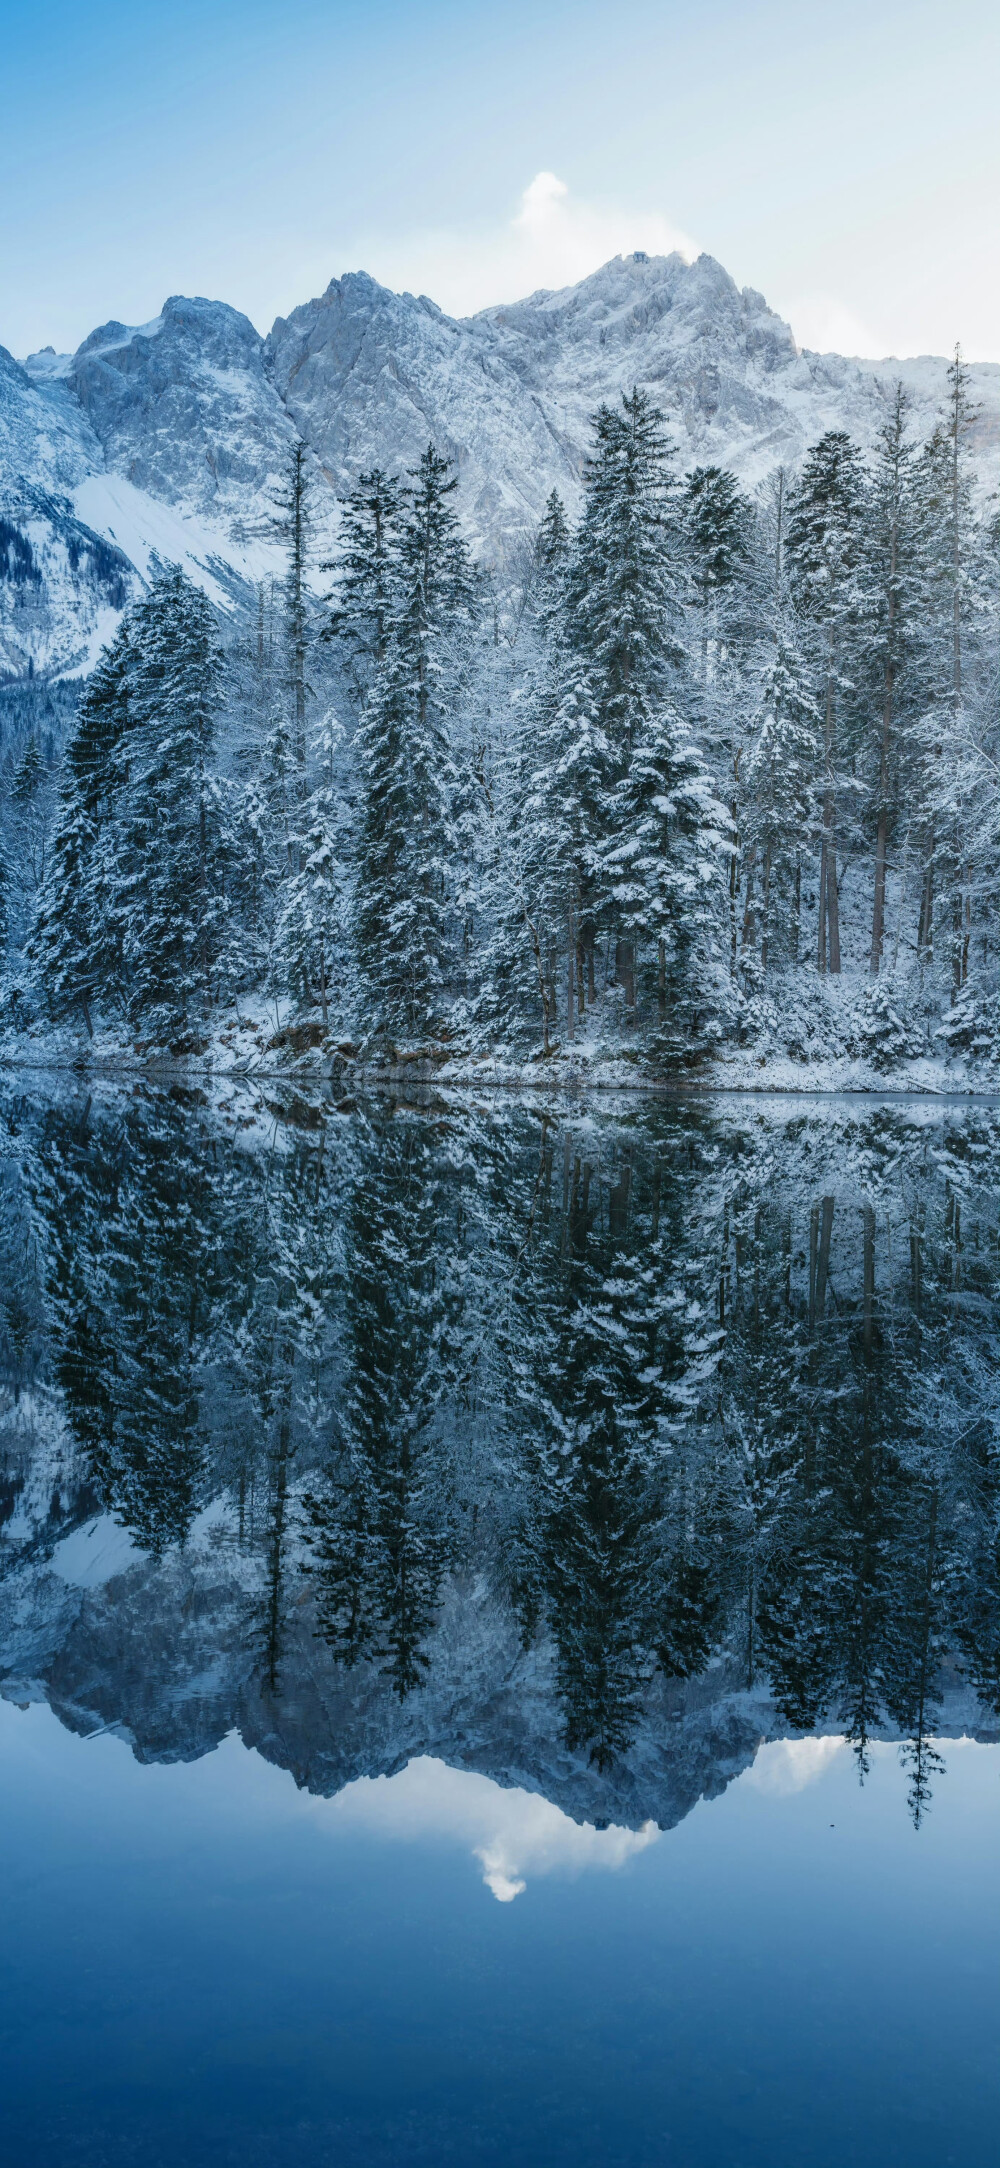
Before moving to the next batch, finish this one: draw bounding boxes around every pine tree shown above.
[0,834,9,965]
[273,443,313,792]
[864,385,921,974]
[324,467,404,692]
[742,625,821,969]
[115,566,229,1030]
[12,735,43,805]
[566,387,688,1004]
[787,431,867,975]
[26,776,95,1031]
[273,714,348,1027]
[682,463,751,679]
[607,699,730,1047]
[474,492,576,1052]
[353,446,475,1043]
[911,351,983,985]
[26,621,134,1023]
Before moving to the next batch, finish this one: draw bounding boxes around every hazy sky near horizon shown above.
[2,0,997,362]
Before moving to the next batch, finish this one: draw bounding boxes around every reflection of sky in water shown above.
[321,1755,660,1901]
[3,1087,1000,2162]
[3,1702,999,2167]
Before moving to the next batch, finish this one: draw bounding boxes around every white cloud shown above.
[743,1735,847,1795]
[332,171,699,319]
[312,1754,660,1901]
[778,291,889,358]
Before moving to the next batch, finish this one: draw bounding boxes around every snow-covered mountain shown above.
[3,249,999,679]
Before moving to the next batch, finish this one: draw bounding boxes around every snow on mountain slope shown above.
[475,249,1000,487]
[0,343,140,678]
[69,294,298,520]
[4,251,999,682]
[264,270,577,552]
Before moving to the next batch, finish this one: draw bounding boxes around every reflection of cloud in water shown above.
[744,1736,847,1796]
[316,1756,659,1901]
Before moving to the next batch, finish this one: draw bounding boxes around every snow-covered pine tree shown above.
[566,387,689,1007]
[324,467,404,693]
[352,445,475,1045]
[606,697,730,1050]
[273,714,348,1028]
[26,777,95,1031]
[742,625,820,969]
[115,566,229,1032]
[787,431,867,975]
[682,463,752,678]
[26,619,134,1023]
[910,349,986,985]
[525,652,609,1045]
[273,442,313,793]
[862,384,923,974]
[474,489,580,1051]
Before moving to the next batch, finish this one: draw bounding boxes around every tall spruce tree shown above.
[273,714,348,1026]
[864,385,921,974]
[273,443,312,793]
[566,387,688,1004]
[742,626,820,969]
[115,566,229,1029]
[787,431,867,975]
[352,445,475,1042]
[27,620,134,1025]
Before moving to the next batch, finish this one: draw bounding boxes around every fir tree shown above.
[566,387,688,1003]
[273,714,348,1027]
[353,446,475,1042]
[787,431,867,974]
[682,463,752,680]
[864,385,922,973]
[324,467,404,691]
[273,442,313,791]
[607,699,730,1047]
[742,625,820,969]
[115,566,229,1030]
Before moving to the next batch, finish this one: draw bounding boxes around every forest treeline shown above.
[3,1091,999,1821]
[3,354,999,1063]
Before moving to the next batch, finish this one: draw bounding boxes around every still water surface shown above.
[1,1082,998,2165]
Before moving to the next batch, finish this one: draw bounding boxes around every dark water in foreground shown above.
[0,1082,998,2166]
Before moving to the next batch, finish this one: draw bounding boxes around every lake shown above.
[1,1080,998,2166]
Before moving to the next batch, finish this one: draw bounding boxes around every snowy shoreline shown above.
[2,1036,997,1101]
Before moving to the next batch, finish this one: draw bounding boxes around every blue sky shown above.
[2,0,998,359]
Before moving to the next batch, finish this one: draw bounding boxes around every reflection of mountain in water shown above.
[1,1082,998,1833]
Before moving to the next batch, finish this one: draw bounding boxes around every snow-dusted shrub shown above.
[852,977,927,1071]
[934,982,1000,1067]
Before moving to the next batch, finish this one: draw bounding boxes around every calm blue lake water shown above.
[1,1083,997,2165]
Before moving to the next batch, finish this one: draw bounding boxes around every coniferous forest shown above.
[3,360,999,1074]
[2,1082,999,1824]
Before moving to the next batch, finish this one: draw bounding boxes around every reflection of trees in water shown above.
[305,1110,462,1700]
[7,1089,1000,1815]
